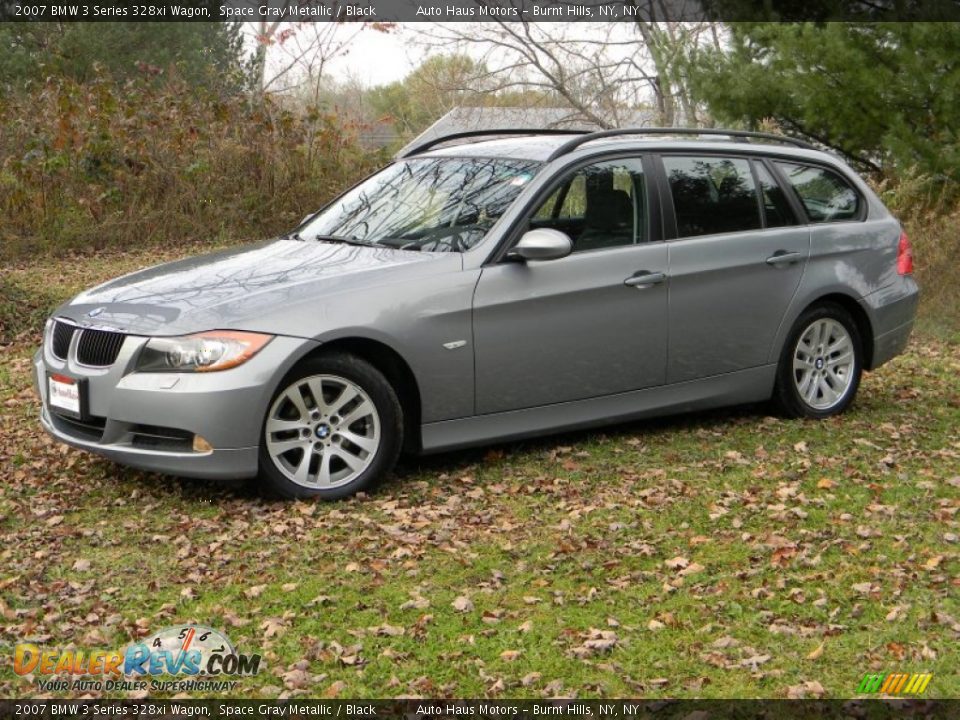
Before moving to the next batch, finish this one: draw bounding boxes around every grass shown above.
[0,246,957,700]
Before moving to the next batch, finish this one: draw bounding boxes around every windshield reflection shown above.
[301,157,541,252]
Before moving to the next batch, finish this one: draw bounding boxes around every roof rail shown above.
[401,128,590,158]
[546,127,817,161]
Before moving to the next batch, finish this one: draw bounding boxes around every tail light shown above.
[897,231,914,275]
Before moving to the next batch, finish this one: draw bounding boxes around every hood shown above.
[58,239,459,336]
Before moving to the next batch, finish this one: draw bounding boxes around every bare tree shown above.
[628,8,724,126]
[249,20,394,170]
[415,5,724,128]
[253,17,393,101]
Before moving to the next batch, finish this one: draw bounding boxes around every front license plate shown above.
[48,374,84,418]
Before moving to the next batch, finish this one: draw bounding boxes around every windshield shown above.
[299,157,541,252]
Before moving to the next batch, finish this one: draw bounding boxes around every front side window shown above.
[531,158,647,252]
[775,162,861,223]
[301,157,540,252]
[663,156,761,238]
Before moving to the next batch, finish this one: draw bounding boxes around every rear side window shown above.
[663,156,761,238]
[775,162,862,222]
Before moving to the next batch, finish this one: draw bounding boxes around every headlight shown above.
[136,331,273,373]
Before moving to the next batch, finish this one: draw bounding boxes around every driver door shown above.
[472,157,669,415]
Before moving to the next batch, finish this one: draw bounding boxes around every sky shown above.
[259,23,424,89]
[255,21,675,95]
[324,25,420,85]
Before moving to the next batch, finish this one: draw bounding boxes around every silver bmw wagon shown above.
[34,128,918,499]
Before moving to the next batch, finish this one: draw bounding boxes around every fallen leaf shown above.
[885,606,904,622]
[372,624,405,637]
[281,666,311,689]
[787,680,826,698]
[741,654,771,669]
[323,680,346,698]
[245,584,267,599]
[712,636,738,648]
[260,617,285,638]
[452,596,474,612]
[806,641,825,660]
[771,546,798,567]
[399,596,429,611]
[521,672,541,687]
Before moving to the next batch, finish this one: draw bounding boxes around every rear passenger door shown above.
[660,154,810,383]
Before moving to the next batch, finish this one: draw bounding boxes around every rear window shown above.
[663,156,761,238]
[775,162,862,223]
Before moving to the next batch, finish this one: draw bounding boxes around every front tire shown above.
[774,303,863,419]
[258,353,403,500]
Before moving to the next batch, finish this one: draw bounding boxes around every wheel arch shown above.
[796,292,875,370]
[302,336,423,453]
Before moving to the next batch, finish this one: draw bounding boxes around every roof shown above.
[395,105,656,158]
[396,107,831,165]
[414,134,835,166]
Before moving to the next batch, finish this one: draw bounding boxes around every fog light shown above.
[193,435,213,453]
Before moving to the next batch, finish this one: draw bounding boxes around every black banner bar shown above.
[0,700,956,719]
[2,0,960,22]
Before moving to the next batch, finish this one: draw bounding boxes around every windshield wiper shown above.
[284,231,373,247]
[311,234,381,248]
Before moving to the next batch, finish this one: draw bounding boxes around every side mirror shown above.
[509,228,573,261]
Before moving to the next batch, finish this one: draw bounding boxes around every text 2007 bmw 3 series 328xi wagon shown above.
[34,128,919,499]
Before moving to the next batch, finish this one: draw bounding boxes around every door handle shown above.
[765,250,803,266]
[624,271,666,288]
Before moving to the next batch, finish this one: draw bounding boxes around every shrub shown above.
[0,69,384,259]
[879,175,960,332]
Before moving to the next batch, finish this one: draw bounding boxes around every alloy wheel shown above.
[792,318,856,411]
[265,374,380,489]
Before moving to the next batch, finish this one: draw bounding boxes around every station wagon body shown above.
[34,129,919,498]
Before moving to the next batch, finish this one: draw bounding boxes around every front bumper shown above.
[33,333,316,481]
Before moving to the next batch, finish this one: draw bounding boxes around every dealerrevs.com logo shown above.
[14,625,261,693]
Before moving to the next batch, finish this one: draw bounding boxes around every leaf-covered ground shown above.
[1,250,958,700]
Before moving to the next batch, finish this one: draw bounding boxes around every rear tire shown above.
[257,353,403,500]
[774,302,863,419]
